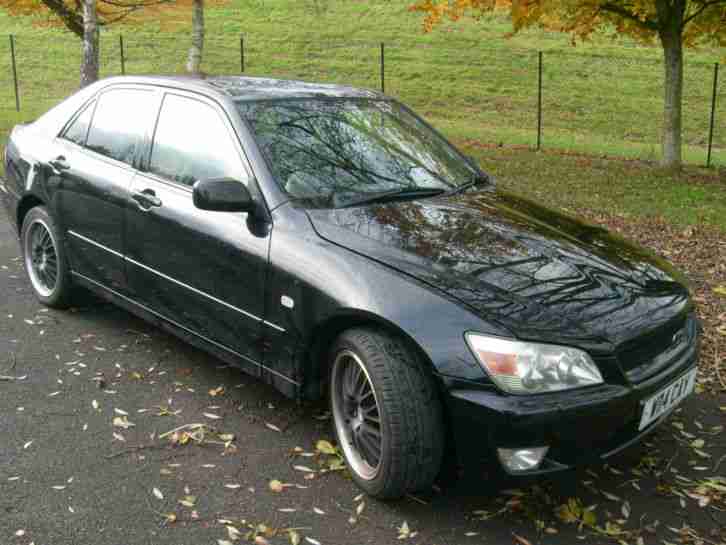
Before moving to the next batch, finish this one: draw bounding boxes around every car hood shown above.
[305,189,691,349]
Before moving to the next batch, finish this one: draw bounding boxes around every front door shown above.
[124,91,270,372]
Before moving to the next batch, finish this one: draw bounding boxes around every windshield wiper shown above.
[336,187,447,208]
[444,173,491,197]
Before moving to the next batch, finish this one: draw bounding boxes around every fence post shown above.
[240,35,245,73]
[119,34,126,75]
[537,51,543,151]
[9,35,19,112]
[706,62,719,168]
[380,42,385,94]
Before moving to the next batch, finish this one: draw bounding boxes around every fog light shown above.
[497,447,549,473]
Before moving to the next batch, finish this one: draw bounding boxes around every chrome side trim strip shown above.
[68,230,124,259]
[263,320,286,333]
[71,270,299,386]
[67,230,286,333]
[124,255,261,323]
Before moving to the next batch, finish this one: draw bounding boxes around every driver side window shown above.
[149,94,245,187]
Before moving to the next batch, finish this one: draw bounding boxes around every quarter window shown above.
[149,94,243,187]
[63,100,95,146]
[86,88,153,166]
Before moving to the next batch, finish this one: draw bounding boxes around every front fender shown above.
[264,204,510,399]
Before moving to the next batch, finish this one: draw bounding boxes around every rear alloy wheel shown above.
[329,328,445,499]
[21,206,73,308]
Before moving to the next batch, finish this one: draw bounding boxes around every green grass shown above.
[0,0,725,231]
[467,146,726,230]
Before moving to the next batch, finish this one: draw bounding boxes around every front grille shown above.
[617,313,696,383]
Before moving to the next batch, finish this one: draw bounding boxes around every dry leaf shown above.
[227,526,242,540]
[513,534,533,545]
[316,440,336,455]
[113,416,134,429]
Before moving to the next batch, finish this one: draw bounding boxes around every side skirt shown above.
[71,271,300,400]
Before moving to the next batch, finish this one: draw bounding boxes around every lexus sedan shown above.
[2,75,699,499]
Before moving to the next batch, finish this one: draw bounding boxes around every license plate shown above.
[639,368,697,431]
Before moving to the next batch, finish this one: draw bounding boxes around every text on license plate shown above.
[638,368,697,431]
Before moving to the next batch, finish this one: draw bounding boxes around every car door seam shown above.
[66,230,285,332]
[70,270,298,386]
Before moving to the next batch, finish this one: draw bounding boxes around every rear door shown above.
[124,91,271,372]
[55,86,159,293]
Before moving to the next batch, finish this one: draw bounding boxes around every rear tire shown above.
[20,206,73,309]
[329,327,445,499]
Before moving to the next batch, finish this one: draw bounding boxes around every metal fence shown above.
[1,32,723,167]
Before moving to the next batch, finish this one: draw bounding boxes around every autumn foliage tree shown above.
[412,0,726,168]
[0,0,223,86]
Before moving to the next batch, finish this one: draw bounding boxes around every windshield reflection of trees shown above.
[326,193,684,334]
[239,99,474,206]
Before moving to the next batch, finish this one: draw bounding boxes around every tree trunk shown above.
[80,0,99,88]
[187,0,204,74]
[658,7,684,169]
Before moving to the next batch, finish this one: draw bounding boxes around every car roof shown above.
[98,74,385,102]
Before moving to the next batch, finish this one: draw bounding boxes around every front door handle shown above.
[132,189,162,209]
[48,155,70,174]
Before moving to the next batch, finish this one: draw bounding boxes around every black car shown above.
[1,75,699,499]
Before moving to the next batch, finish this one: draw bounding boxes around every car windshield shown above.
[236,98,479,208]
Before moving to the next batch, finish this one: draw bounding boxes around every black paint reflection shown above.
[308,189,690,347]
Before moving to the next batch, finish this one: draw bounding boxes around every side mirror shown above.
[193,178,255,213]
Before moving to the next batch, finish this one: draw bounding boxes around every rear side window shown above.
[86,88,154,166]
[62,100,95,146]
[149,94,243,187]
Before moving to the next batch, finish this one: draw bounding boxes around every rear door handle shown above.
[132,189,162,209]
[48,155,70,173]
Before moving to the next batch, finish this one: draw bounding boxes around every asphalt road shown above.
[1,211,724,545]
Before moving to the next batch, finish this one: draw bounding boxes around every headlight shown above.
[465,333,603,394]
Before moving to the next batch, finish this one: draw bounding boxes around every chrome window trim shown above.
[70,270,298,386]
[67,230,285,333]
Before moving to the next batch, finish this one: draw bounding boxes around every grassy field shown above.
[0,0,725,231]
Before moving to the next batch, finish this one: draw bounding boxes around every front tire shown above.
[329,328,445,499]
[21,206,73,308]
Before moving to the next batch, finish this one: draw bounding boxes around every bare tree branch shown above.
[40,0,84,37]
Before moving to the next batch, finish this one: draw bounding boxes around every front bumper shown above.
[446,340,698,475]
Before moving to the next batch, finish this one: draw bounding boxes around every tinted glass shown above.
[63,100,95,146]
[86,89,153,165]
[237,98,476,208]
[149,94,243,187]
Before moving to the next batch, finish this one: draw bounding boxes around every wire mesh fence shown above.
[0,32,723,167]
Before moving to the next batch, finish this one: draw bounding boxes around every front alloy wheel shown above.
[331,349,383,481]
[329,328,445,499]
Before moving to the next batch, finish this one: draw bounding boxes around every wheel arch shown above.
[301,308,445,401]
[17,194,45,232]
